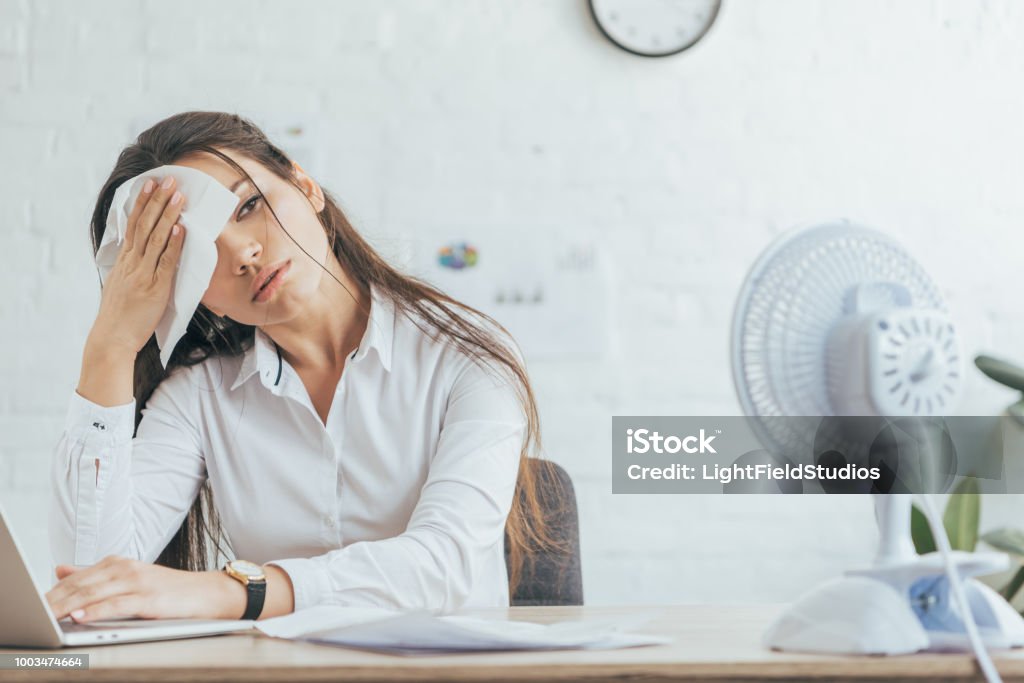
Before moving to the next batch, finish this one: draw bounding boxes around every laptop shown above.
[0,508,254,648]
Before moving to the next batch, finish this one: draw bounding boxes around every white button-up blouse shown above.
[49,285,527,612]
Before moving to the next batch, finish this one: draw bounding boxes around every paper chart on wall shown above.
[409,231,610,359]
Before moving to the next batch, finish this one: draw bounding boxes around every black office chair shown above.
[504,460,583,606]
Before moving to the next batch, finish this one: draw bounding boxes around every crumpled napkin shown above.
[97,165,239,368]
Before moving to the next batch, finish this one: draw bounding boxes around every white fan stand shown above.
[732,222,1024,656]
[763,495,1024,654]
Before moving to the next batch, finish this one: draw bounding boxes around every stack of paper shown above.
[256,606,670,655]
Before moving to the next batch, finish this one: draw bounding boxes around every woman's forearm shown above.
[199,564,295,620]
[76,329,137,407]
[260,564,296,618]
[47,558,297,623]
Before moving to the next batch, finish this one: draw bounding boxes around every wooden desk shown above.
[2,604,1022,682]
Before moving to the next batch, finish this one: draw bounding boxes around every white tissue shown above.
[97,165,240,368]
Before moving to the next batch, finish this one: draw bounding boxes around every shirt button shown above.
[325,516,335,528]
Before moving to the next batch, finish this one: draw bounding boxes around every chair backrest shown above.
[504,460,583,606]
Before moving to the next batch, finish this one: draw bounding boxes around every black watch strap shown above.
[242,579,266,621]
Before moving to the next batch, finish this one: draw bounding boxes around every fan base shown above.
[764,552,1024,655]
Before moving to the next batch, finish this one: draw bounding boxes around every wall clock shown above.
[589,0,721,57]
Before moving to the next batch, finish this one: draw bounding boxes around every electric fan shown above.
[731,221,1024,662]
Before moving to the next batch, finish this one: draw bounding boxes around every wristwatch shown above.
[222,560,267,620]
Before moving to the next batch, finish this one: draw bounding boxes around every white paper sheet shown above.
[255,607,670,654]
[254,605,405,639]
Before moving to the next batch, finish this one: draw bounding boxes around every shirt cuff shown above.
[267,556,331,612]
[64,390,136,447]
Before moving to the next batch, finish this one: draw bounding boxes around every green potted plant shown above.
[911,480,1024,611]
[907,354,1024,612]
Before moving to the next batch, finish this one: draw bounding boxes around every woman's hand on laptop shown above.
[45,555,249,622]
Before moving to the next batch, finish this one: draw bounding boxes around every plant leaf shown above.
[982,528,1024,557]
[944,478,981,551]
[911,503,937,554]
[1002,566,1024,603]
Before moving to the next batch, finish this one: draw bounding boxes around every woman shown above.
[47,111,556,623]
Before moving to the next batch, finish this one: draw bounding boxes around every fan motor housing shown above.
[827,309,963,417]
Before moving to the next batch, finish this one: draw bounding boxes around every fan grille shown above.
[732,222,945,454]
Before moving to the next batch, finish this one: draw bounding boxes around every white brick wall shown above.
[3,0,1024,604]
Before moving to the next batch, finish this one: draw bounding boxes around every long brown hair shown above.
[87,111,560,597]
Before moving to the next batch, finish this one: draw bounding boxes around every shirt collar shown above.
[230,283,395,392]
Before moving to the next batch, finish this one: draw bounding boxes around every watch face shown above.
[230,560,264,577]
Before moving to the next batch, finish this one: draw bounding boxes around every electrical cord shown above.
[919,492,1001,683]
